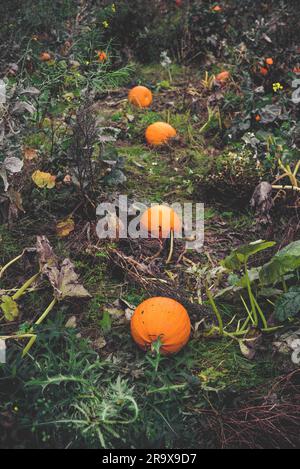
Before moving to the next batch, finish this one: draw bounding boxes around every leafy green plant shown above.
[260,240,300,285]
[204,240,300,339]
[275,286,300,322]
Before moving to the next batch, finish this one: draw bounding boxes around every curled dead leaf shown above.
[23,147,38,161]
[36,236,91,301]
[56,217,75,238]
[32,170,56,189]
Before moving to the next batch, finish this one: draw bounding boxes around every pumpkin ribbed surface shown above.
[128,86,153,108]
[145,122,177,146]
[140,205,181,239]
[131,297,191,354]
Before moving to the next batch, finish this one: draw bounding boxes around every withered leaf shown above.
[4,157,24,174]
[56,217,75,238]
[0,296,19,322]
[36,237,91,301]
[12,101,36,115]
[32,170,56,189]
[23,147,38,161]
[239,329,262,360]
[56,259,91,300]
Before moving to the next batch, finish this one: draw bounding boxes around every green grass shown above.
[135,63,189,86]
[119,144,183,201]
[0,226,22,264]
[0,315,280,449]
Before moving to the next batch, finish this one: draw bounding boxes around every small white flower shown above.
[160,51,172,68]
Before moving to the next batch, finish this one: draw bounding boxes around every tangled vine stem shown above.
[22,298,58,357]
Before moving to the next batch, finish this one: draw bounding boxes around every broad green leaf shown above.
[260,240,300,285]
[0,296,19,322]
[222,240,276,271]
[274,286,300,322]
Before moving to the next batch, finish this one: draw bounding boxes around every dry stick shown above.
[166,230,174,264]
[272,185,300,192]
[0,333,37,340]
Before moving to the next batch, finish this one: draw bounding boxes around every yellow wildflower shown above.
[273,82,283,92]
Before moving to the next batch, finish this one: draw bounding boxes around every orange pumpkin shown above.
[259,66,268,76]
[265,58,273,65]
[131,297,191,354]
[97,50,107,62]
[140,205,181,238]
[128,86,153,108]
[40,52,51,62]
[145,122,177,146]
[215,71,230,82]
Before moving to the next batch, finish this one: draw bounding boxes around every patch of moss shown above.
[119,144,184,201]
[189,338,278,392]
[0,225,24,264]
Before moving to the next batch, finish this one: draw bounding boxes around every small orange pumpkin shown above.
[145,122,177,146]
[97,50,107,62]
[128,86,153,108]
[259,66,268,76]
[215,71,230,82]
[131,297,191,354]
[140,205,181,239]
[265,58,273,65]
[40,52,51,62]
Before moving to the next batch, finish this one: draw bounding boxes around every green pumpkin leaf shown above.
[0,296,19,322]
[260,240,300,285]
[274,286,300,322]
[222,240,276,271]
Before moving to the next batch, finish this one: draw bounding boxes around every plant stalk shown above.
[22,297,57,357]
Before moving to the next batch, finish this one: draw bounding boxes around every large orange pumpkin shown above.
[131,297,191,354]
[128,86,153,108]
[140,205,181,238]
[145,122,177,146]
